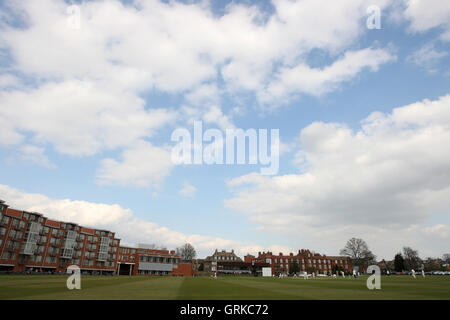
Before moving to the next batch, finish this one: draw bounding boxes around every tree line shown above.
[340,237,450,272]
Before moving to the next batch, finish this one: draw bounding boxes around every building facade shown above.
[117,246,194,276]
[0,200,194,277]
[0,201,120,274]
[0,200,349,277]
[246,249,352,276]
[203,249,243,273]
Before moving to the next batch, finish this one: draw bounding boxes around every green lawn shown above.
[0,275,449,300]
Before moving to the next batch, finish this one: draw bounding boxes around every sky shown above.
[0,0,449,260]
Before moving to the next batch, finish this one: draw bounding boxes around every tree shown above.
[442,254,450,264]
[340,238,376,269]
[177,243,196,262]
[332,265,344,274]
[198,262,204,271]
[289,261,300,275]
[423,257,441,272]
[402,247,421,270]
[394,253,404,272]
[306,266,316,274]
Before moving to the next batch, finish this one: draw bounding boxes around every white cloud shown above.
[0,117,23,147]
[0,80,175,156]
[0,74,22,88]
[0,0,398,181]
[260,47,396,103]
[406,43,448,73]
[0,0,394,104]
[202,105,235,130]
[185,83,221,107]
[96,140,173,188]
[6,144,56,168]
[179,181,197,197]
[225,94,450,258]
[401,0,450,41]
[0,184,290,258]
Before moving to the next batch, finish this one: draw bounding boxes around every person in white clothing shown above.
[411,269,416,278]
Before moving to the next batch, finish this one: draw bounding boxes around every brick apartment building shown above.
[245,249,352,275]
[0,200,120,274]
[201,249,243,273]
[0,200,194,276]
[117,246,194,276]
[199,249,269,275]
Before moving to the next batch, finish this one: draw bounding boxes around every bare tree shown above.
[402,247,421,270]
[443,254,450,264]
[340,238,376,268]
[177,243,197,262]
[423,257,441,272]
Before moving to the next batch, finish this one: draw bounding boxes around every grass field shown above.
[0,275,449,300]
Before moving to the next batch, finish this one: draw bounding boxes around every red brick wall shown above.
[172,263,195,277]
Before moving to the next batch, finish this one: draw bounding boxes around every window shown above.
[11,218,19,227]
